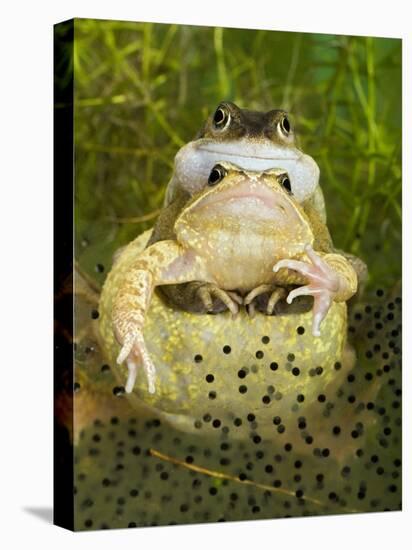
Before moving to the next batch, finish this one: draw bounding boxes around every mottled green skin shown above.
[99,229,359,450]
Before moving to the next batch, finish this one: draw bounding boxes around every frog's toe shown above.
[197,284,240,317]
[266,287,288,314]
[274,245,341,335]
[116,332,137,365]
[311,291,333,337]
[244,284,286,316]
[197,284,215,311]
[246,300,256,318]
[117,330,156,394]
[227,290,243,305]
[286,284,333,336]
[244,284,274,306]
[125,358,138,394]
[273,245,339,293]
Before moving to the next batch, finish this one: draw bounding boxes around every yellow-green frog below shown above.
[161,102,366,316]
[99,163,358,437]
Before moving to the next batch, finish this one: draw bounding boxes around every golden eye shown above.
[279,115,291,136]
[213,104,231,130]
[208,164,227,186]
[279,174,292,194]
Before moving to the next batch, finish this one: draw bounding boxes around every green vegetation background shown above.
[71,19,401,291]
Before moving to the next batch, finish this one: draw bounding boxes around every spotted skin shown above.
[73,280,401,530]
[106,163,358,395]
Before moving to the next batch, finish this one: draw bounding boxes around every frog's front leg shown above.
[112,240,209,394]
[273,244,357,337]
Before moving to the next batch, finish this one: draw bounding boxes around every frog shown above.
[101,162,358,398]
[159,101,365,315]
[165,101,325,219]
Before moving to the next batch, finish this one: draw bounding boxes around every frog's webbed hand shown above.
[273,244,357,337]
[112,241,207,394]
[244,285,287,317]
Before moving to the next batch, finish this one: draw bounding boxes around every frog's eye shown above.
[279,115,291,136]
[213,105,231,130]
[208,164,227,186]
[279,174,293,194]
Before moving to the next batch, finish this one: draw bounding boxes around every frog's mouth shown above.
[190,181,302,226]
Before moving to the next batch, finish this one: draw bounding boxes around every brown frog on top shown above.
[109,162,358,395]
[165,102,323,213]
[159,101,365,314]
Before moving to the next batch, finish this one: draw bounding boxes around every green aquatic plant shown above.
[71,19,401,291]
[57,20,402,530]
